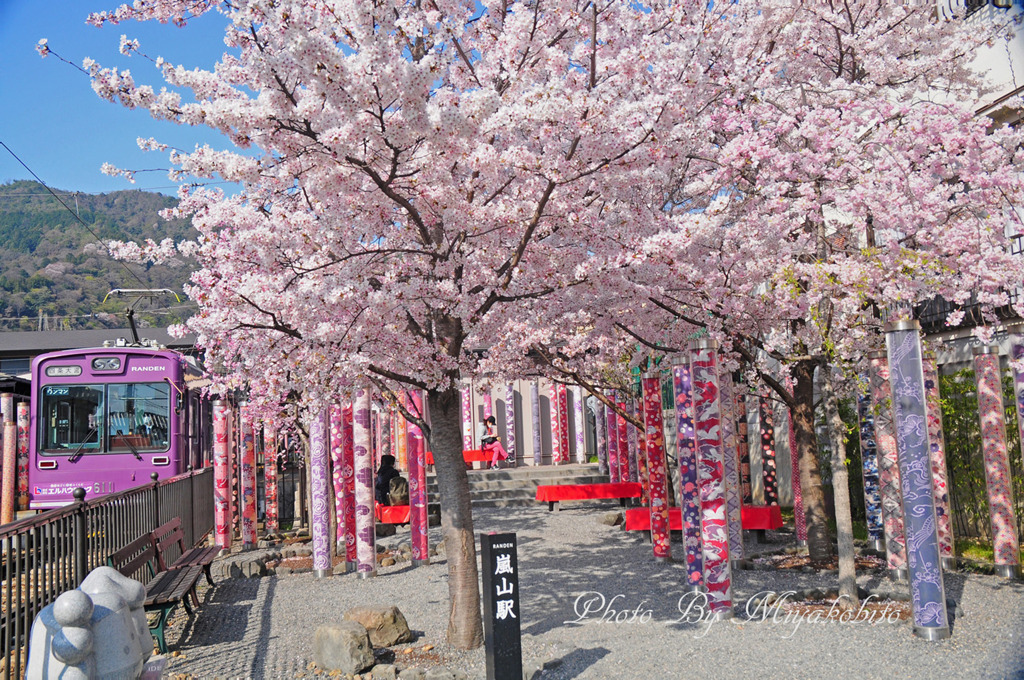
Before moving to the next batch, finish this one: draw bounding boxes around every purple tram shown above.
[28,344,212,508]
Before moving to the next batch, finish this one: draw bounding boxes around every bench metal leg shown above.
[203,564,214,587]
[548,501,556,512]
[149,606,174,654]
[756,529,766,544]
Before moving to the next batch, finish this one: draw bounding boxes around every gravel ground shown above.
[161,505,1024,680]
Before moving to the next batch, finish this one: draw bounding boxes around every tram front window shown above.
[108,383,170,452]
[40,385,104,453]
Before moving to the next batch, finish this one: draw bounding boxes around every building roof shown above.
[0,328,197,358]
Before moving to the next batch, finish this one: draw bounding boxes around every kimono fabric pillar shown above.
[616,395,631,485]
[627,400,642,489]
[1013,331,1024,481]
[857,387,886,553]
[673,364,704,591]
[922,354,955,570]
[549,384,562,464]
[309,408,332,578]
[264,425,279,535]
[719,374,744,563]
[886,321,951,640]
[330,406,347,553]
[734,390,753,505]
[595,400,608,475]
[689,339,733,619]
[505,384,517,466]
[240,404,258,549]
[759,394,779,506]
[212,400,232,552]
[606,392,620,483]
[381,406,393,461]
[407,390,429,566]
[483,391,493,420]
[462,386,474,453]
[869,350,908,581]
[531,382,542,466]
[643,373,671,562]
[17,401,29,510]
[397,393,409,472]
[573,386,586,464]
[557,384,570,464]
[635,398,649,502]
[972,346,1022,580]
[784,383,807,547]
[343,405,357,570]
[353,389,377,578]
[1,421,15,524]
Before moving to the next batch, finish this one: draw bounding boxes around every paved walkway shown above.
[159,505,1024,679]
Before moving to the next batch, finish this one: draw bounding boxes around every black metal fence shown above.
[0,467,213,679]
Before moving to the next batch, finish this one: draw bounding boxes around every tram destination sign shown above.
[480,532,522,680]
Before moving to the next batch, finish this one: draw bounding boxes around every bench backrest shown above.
[151,517,187,571]
[108,533,159,581]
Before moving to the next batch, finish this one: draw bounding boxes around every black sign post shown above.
[480,532,522,680]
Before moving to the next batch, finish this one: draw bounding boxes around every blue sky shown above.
[0,0,236,196]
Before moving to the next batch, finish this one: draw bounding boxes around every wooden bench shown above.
[535,482,643,511]
[624,505,784,542]
[108,533,204,654]
[152,517,220,586]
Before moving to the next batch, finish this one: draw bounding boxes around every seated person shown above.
[478,415,508,469]
[375,455,401,505]
[388,475,410,506]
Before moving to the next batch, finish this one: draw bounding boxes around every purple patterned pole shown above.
[353,389,377,577]
[973,346,1021,580]
[922,354,955,570]
[549,383,562,465]
[330,405,346,551]
[1014,333,1024,479]
[606,392,620,482]
[689,339,733,619]
[734,390,753,505]
[759,394,779,506]
[886,321,951,639]
[595,400,608,475]
[342,405,357,569]
[643,373,671,562]
[626,399,640,484]
[309,408,332,578]
[212,400,232,551]
[857,388,886,553]
[673,364,704,591]
[869,350,908,581]
[407,390,429,566]
[573,387,586,464]
[505,383,517,466]
[264,425,279,535]
[531,381,542,466]
[461,386,474,452]
[719,373,744,563]
[240,404,258,550]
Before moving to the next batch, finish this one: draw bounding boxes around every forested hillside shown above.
[0,180,196,330]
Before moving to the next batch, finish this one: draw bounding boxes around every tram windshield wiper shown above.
[121,436,144,461]
[67,427,98,463]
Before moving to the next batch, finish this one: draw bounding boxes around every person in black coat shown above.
[375,454,401,505]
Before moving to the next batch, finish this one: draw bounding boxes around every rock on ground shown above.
[312,622,374,674]
[344,606,414,647]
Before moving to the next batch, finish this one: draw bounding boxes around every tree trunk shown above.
[427,386,484,649]
[791,359,833,562]
[821,365,858,609]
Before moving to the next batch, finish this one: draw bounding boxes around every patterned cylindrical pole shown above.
[886,321,950,639]
[212,400,232,551]
[856,389,886,552]
[1,421,15,524]
[595,400,608,475]
[330,405,346,548]
[483,391,493,421]
[505,384,517,466]
[1014,335,1024,478]
[627,399,641,486]
[759,394,779,506]
[309,408,331,578]
[264,424,279,535]
[735,390,753,505]
[353,389,377,578]
[408,390,429,566]
[549,383,562,464]
[635,399,649,503]
[922,355,955,570]
[531,382,542,466]
[0,393,11,426]
[869,351,908,580]
[643,373,671,562]
[719,373,744,562]
[397,394,409,472]
[461,386,474,452]
[343,405,357,567]
[16,402,29,510]
[973,346,1021,580]
[381,406,393,461]
[689,340,733,618]
[557,384,570,464]
[673,364,704,590]
[240,405,258,549]
[573,387,586,464]
[606,394,620,483]
[787,402,807,545]
[616,398,631,484]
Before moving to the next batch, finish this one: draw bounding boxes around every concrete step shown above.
[417,463,612,510]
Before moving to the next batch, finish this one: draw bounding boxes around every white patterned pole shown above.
[595,400,608,475]
[719,373,744,563]
[239,403,258,550]
[212,400,232,552]
[309,408,331,578]
[505,383,517,466]
[573,387,587,464]
[461,386,474,452]
[531,381,542,466]
[353,389,377,578]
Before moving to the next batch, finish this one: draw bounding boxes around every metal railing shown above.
[0,467,213,679]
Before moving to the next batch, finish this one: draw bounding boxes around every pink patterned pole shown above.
[719,373,744,562]
[407,390,429,566]
[606,393,620,482]
[595,400,608,475]
[212,400,232,551]
[240,405,258,549]
[788,404,807,546]
[973,347,1021,580]
[689,339,733,619]
[397,395,409,472]
[264,424,279,535]
[922,354,955,570]
[673,364,704,590]
[309,408,331,578]
[627,399,641,485]
[531,382,542,466]
[505,384,517,466]
[461,386,474,452]
[16,402,29,510]
[549,383,561,464]
[353,389,377,578]
[342,405,357,569]
[869,351,908,580]
[1013,334,1024,476]
[483,391,493,421]
[616,397,631,484]
[330,405,346,549]
[558,384,570,464]
[1,421,15,524]
[759,394,779,506]
[643,373,671,562]
[634,399,648,503]
[573,387,586,464]
[735,391,753,505]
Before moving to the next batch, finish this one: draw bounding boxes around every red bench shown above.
[376,504,411,524]
[424,449,489,465]
[535,482,642,511]
[624,505,784,542]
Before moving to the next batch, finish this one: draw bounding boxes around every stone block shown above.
[424,669,455,680]
[398,669,425,680]
[371,663,399,680]
[313,622,374,674]
[343,606,414,647]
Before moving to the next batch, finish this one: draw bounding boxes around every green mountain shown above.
[0,180,198,331]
